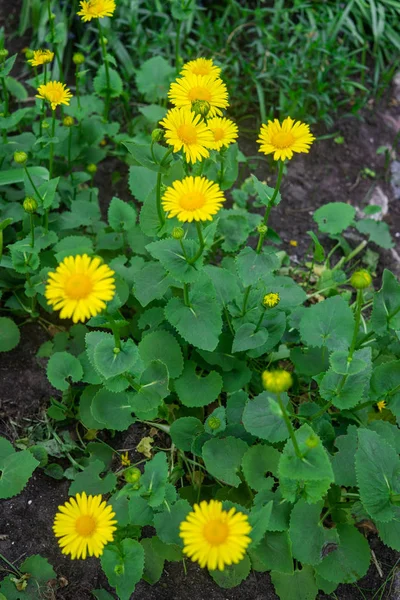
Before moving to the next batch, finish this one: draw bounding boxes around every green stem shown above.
[67,126,72,172]
[1,76,9,116]
[30,214,35,248]
[175,20,182,74]
[241,285,251,316]
[218,148,226,185]
[156,147,174,227]
[263,160,284,226]
[98,19,111,120]
[277,393,302,459]
[223,304,235,335]
[349,289,363,359]
[310,400,333,421]
[188,221,205,265]
[125,373,141,392]
[0,553,22,576]
[49,109,56,178]
[183,283,190,307]
[75,67,81,109]
[179,238,188,260]
[254,307,266,333]
[24,166,45,205]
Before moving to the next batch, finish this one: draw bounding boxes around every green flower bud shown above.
[42,120,50,129]
[114,564,124,576]
[124,466,141,484]
[207,416,221,430]
[350,269,372,290]
[72,52,85,65]
[257,223,268,235]
[172,227,184,240]
[13,151,28,164]
[262,369,293,393]
[23,196,38,214]
[151,128,164,142]
[63,116,75,127]
[191,99,211,118]
[86,163,97,175]
[0,49,9,64]
[24,49,34,60]
[305,434,319,449]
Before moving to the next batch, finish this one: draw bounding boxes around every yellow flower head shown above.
[207,117,238,151]
[180,500,251,571]
[53,492,117,560]
[377,400,386,412]
[27,49,54,67]
[77,0,116,21]
[160,107,214,164]
[263,292,280,308]
[262,369,293,393]
[45,254,115,323]
[36,81,73,110]
[289,239,298,247]
[162,176,225,223]
[169,73,229,118]
[121,452,131,467]
[180,58,221,79]
[257,117,315,161]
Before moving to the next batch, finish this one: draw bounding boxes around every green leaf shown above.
[242,392,289,443]
[174,361,223,407]
[130,360,169,417]
[271,566,318,600]
[356,218,393,249]
[202,436,248,487]
[355,428,400,522]
[139,104,167,123]
[307,231,325,262]
[371,270,400,335]
[94,65,123,98]
[299,296,354,350]
[315,524,370,584]
[251,175,281,207]
[170,417,204,451]
[331,425,358,486]
[0,444,39,499]
[236,246,279,287]
[91,389,136,431]
[242,444,280,491]
[376,506,400,551]
[313,202,356,234]
[140,538,165,585]
[319,347,372,409]
[108,197,137,231]
[153,499,191,546]
[165,280,222,351]
[141,452,169,508]
[289,499,339,566]
[128,165,157,202]
[46,351,83,391]
[218,213,250,252]
[146,238,203,283]
[20,554,56,583]
[69,460,117,495]
[101,539,144,600]
[210,554,251,588]
[279,423,334,483]
[249,500,273,548]
[0,317,20,352]
[129,495,154,526]
[54,235,93,261]
[205,406,226,435]
[92,590,116,600]
[133,262,175,307]
[136,56,175,102]
[232,322,268,353]
[94,337,139,379]
[203,265,240,306]
[249,531,293,574]
[291,346,329,377]
[138,329,183,379]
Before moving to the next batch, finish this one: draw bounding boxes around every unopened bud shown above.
[72,52,85,65]
[13,151,28,164]
[207,416,221,430]
[86,163,97,175]
[305,434,319,449]
[350,269,372,290]
[42,120,50,129]
[172,227,184,240]
[23,196,38,214]
[0,49,9,63]
[257,223,268,235]
[63,116,74,127]
[191,99,211,118]
[124,466,141,484]
[151,128,164,143]
[25,49,34,60]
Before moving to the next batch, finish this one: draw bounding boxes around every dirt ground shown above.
[1,0,400,598]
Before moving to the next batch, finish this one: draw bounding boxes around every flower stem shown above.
[49,109,56,178]
[277,393,302,459]
[75,66,81,109]
[156,147,174,228]
[30,214,35,248]
[24,166,45,205]
[256,159,285,254]
[98,19,111,120]
[108,315,121,350]
[253,306,266,333]
[175,20,182,74]
[349,289,363,359]
[241,285,251,316]
[188,221,205,264]
[183,283,190,307]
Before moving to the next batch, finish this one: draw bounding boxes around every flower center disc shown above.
[212,127,225,142]
[65,273,93,300]
[203,520,229,545]
[75,515,96,537]
[188,86,212,102]
[271,131,295,149]
[179,191,206,210]
[178,123,198,145]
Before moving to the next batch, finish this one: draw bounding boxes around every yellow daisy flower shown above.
[53,492,117,560]
[162,176,225,223]
[263,292,280,308]
[257,117,315,161]
[36,81,73,110]
[180,58,221,79]
[262,369,293,393]
[169,73,229,118]
[45,254,115,323]
[377,400,386,412]
[207,117,238,151]
[179,499,251,571]
[27,49,54,67]
[77,0,116,21]
[160,107,214,163]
